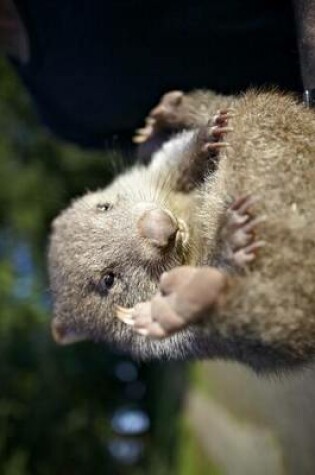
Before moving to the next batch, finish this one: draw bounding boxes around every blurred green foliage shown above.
[0,58,186,475]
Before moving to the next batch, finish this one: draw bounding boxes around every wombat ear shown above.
[51,318,88,345]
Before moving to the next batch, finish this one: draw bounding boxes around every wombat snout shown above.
[137,208,178,248]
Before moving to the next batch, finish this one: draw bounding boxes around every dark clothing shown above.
[13,0,301,148]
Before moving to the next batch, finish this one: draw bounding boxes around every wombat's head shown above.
[48,167,191,355]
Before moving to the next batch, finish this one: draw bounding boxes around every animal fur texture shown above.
[48,89,315,371]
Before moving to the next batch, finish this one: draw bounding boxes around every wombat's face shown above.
[48,172,190,354]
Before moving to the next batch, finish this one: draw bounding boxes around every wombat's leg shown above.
[116,267,228,338]
[146,111,233,192]
[134,91,235,145]
[214,195,266,271]
[135,90,191,163]
[171,113,233,192]
[135,91,235,162]
[195,113,234,160]
[133,90,186,145]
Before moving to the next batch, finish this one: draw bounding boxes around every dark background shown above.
[14,0,301,147]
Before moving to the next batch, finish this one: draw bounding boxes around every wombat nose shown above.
[137,209,178,248]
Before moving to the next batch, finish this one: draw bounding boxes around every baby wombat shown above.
[48,89,315,371]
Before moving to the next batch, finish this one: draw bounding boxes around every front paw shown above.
[195,108,235,161]
[116,266,227,338]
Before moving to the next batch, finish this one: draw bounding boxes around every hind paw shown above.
[133,90,186,144]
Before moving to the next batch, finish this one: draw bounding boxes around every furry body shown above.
[49,90,315,370]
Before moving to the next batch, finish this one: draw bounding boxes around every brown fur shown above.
[198,90,315,368]
[48,90,315,370]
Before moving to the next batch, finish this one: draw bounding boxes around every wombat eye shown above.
[100,272,115,292]
[96,203,112,212]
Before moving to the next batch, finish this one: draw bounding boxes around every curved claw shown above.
[233,240,266,266]
[230,194,259,214]
[214,108,235,123]
[136,328,149,336]
[216,107,236,114]
[132,117,156,144]
[244,240,266,253]
[115,305,135,325]
[133,135,148,144]
[210,126,234,137]
[202,142,230,154]
[243,215,267,233]
[116,304,134,315]
[116,302,163,338]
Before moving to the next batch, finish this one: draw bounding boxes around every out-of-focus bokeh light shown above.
[114,361,138,382]
[111,407,150,436]
[107,438,145,465]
